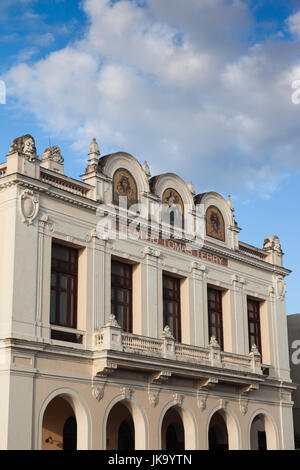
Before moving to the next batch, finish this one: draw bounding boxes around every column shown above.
[143,247,160,338]
[231,274,247,355]
[191,262,207,347]
[92,233,107,331]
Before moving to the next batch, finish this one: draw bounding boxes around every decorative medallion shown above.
[113,168,138,208]
[162,188,184,227]
[206,206,225,242]
[19,190,39,225]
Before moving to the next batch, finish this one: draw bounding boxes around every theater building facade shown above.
[0,134,295,450]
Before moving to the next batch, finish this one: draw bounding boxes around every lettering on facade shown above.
[116,222,228,267]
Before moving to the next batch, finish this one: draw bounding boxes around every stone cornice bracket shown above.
[149,370,172,385]
[39,214,54,232]
[142,246,161,259]
[191,262,207,276]
[238,384,258,415]
[231,274,246,289]
[196,377,218,411]
[96,361,118,378]
[19,189,39,225]
[239,383,259,396]
[198,377,219,391]
[120,386,134,400]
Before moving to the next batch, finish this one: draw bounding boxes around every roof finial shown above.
[227,195,235,213]
[187,180,195,195]
[142,160,151,177]
[88,137,100,166]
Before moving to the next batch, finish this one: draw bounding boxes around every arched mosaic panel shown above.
[113,168,138,207]
[162,188,184,227]
[206,206,225,242]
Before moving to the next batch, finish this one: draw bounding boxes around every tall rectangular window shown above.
[50,243,78,328]
[247,298,262,353]
[111,260,132,332]
[163,275,181,342]
[207,287,223,349]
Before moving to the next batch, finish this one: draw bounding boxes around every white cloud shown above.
[287,11,300,37]
[4,0,300,196]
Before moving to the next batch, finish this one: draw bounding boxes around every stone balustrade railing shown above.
[94,315,262,375]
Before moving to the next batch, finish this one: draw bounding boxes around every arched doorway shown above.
[250,413,278,450]
[208,412,228,450]
[106,402,135,450]
[118,419,135,450]
[162,407,185,450]
[42,396,77,450]
[63,415,77,450]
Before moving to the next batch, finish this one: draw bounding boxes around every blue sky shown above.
[0,0,300,314]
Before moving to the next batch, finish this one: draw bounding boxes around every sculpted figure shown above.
[42,146,64,164]
[263,235,282,254]
[8,134,37,162]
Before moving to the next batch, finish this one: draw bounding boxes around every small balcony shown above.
[93,315,266,388]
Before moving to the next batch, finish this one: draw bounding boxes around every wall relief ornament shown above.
[92,385,105,402]
[218,399,228,410]
[41,146,64,164]
[276,276,286,300]
[19,190,39,225]
[206,206,225,242]
[239,399,248,416]
[120,386,134,400]
[8,134,38,162]
[148,390,159,408]
[173,393,184,406]
[197,397,207,412]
